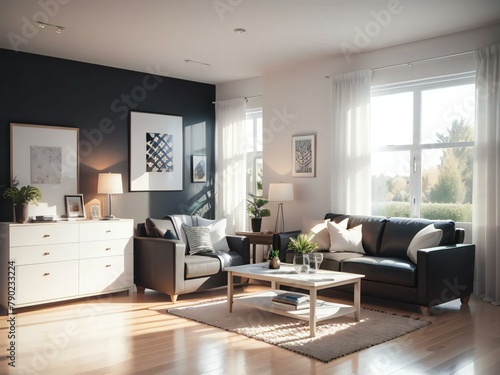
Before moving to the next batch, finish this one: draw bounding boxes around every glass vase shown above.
[293,253,310,274]
[308,252,324,273]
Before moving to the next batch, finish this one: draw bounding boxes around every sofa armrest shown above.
[134,237,186,297]
[226,235,251,264]
[272,230,301,261]
[417,243,475,308]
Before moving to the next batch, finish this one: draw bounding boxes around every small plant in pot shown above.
[247,193,271,232]
[268,249,281,269]
[3,178,42,223]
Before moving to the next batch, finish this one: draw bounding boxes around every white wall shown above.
[217,24,500,233]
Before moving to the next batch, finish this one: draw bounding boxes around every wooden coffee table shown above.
[225,263,364,337]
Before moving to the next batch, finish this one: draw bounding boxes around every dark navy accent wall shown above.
[0,48,215,222]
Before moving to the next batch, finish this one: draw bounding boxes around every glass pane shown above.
[421,147,473,221]
[371,92,413,148]
[421,84,475,144]
[371,151,410,217]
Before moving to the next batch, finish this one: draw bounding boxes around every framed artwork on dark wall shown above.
[10,123,79,216]
[129,111,184,191]
[292,134,316,177]
[192,155,207,183]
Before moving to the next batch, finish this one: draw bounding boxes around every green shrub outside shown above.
[372,202,472,222]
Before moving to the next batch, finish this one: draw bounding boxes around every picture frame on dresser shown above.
[64,194,86,218]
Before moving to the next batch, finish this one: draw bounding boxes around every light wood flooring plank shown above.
[1,285,499,375]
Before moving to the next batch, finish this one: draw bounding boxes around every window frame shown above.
[370,72,475,220]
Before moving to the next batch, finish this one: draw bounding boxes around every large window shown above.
[245,108,263,196]
[371,73,475,221]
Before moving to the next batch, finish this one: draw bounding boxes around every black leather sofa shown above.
[134,215,250,302]
[273,213,475,314]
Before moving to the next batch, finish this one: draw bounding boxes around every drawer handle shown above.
[43,272,50,276]
[105,247,111,251]
[105,264,111,268]
[43,252,50,256]
[43,234,51,238]
[105,230,112,233]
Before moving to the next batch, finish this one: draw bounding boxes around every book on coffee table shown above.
[271,299,310,311]
[272,292,309,306]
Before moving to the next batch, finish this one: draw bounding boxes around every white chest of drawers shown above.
[0,219,133,312]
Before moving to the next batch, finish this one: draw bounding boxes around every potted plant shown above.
[3,178,42,223]
[287,232,321,274]
[247,193,271,232]
[267,248,281,269]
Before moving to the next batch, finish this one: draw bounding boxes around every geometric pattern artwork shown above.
[30,145,62,184]
[294,138,313,173]
[146,132,174,172]
[192,155,206,182]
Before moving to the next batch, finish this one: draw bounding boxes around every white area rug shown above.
[167,299,431,363]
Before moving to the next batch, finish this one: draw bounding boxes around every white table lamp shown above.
[97,173,123,220]
[268,183,294,233]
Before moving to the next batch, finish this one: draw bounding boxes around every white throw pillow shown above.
[204,218,230,252]
[407,224,443,264]
[327,220,365,254]
[182,224,215,255]
[302,218,330,250]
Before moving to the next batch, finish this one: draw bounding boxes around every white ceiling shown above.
[1,0,499,84]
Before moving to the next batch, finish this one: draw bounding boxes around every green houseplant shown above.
[287,232,321,274]
[3,178,42,223]
[247,193,271,232]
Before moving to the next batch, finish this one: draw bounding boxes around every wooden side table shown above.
[235,231,274,264]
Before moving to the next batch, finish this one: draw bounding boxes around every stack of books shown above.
[271,292,310,310]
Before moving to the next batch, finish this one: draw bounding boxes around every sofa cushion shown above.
[198,217,230,252]
[341,256,417,287]
[321,251,364,271]
[324,214,387,256]
[302,218,330,250]
[184,255,221,279]
[379,217,455,260]
[182,224,215,255]
[146,218,177,238]
[327,220,365,254]
[407,224,442,264]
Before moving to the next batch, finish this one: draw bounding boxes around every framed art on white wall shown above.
[129,111,184,191]
[292,134,316,177]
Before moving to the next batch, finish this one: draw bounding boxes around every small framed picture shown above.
[192,155,207,183]
[90,204,101,220]
[65,194,86,218]
[292,134,316,177]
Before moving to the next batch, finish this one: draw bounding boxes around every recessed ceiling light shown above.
[233,28,246,34]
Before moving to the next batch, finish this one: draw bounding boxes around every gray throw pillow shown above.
[182,224,215,255]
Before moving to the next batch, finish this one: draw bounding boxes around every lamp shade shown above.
[268,183,294,202]
[97,173,123,194]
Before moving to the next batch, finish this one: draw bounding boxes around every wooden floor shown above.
[1,284,499,375]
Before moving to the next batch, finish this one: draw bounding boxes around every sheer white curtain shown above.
[331,70,372,215]
[473,44,500,305]
[215,98,247,234]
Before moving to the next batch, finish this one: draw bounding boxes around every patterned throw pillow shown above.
[182,224,215,255]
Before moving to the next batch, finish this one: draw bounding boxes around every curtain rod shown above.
[371,50,475,72]
[325,50,475,78]
[212,95,262,104]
